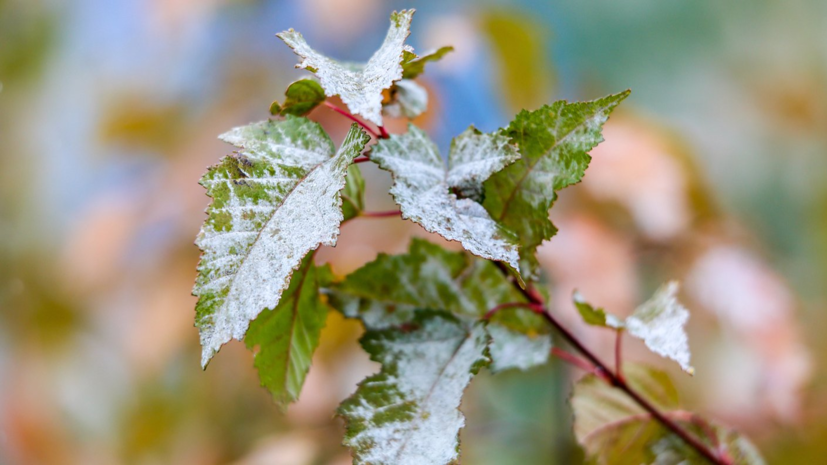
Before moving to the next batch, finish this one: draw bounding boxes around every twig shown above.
[500,274,729,465]
[323,101,381,138]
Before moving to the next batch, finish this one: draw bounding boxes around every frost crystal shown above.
[278,10,415,126]
[371,125,521,271]
[193,118,369,367]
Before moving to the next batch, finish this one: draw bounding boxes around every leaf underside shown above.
[572,365,764,465]
[371,124,522,272]
[339,311,490,465]
[278,10,415,126]
[384,79,428,119]
[483,90,630,280]
[193,117,369,367]
[270,78,326,116]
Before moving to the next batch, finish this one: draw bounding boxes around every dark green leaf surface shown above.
[270,79,326,116]
[483,91,630,279]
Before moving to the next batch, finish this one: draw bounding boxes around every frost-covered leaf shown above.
[341,164,365,221]
[278,10,415,126]
[269,78,325,116]
[244,253,331,408]
[572,283,693,374]
[328,239,541,332]
[572,365,764,465]
[573,291,623,328]
[371,125,521,271]
[486,324,551,373]
[339,311,489,465]
[384,79,428,119]
[627,281,694,374]
[401,46,453,79]
[193,117,369,367]
[483,91,630,279]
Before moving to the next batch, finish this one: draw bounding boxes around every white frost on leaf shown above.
[193,118,369,367]
[487,323,551,373]
[626,281,694,374]
[371,124,521,270]
[277,10,415,126]
[339,313,489,465]
[384,79,428,119]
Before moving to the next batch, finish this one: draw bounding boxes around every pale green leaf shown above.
[339,311,489,465]
[277,10,415,126]
[627,281,694,374]
[194,118,369,366]
[572,365,764,465]
[400,45,453,79]
[486,323,551,373]
[269,78,326,116]
[483,91,630,279]
[244,253,331,408]
[384,79,428,119]
[371,125,521,271]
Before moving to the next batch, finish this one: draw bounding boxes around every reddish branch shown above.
[322,101,389,139]
[498,275,729,465]
[353,156,371,164]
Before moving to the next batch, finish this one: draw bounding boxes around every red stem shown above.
[504,280,728,465]
[377,125,390,139]
[360,210,401,218]
[323,101,381,138]
[353,156,371,164]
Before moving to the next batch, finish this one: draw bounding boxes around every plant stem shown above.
[353,156,371,164]
[615,329,624,382]
[323,101,381,138]
[360,210,402,218]
[505,280,728,465]
[377,125,390,139]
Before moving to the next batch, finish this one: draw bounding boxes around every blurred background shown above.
[2,0,826,463]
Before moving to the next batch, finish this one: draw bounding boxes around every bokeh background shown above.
[2,0,827,463]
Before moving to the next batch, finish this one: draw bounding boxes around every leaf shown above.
[341,164,365,221]
[244,253,331,408]
[384,79,428,119]
[626,281,694,374]
[193,117,369,367]
[329,239,536,330]
[573,291,623,328]
[483,91,630,279]
[371,124,521,272]
[572,365,765,465]
[269,78,326,116]
[278,10,415,126]
[339,311,490,465]
[486,323,551,373]
[572,283,693,374]
[401,46,454,79]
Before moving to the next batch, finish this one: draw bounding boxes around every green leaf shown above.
[483,91,630,280]
[371,124,522,272]
[572,365,764,464]
[401,45,454,79]
[328,239,550,370]
[384,79,428,119]
[278,10,415,126]
[269,79,326,116]
[341,164,365,221]
[193,117,369,367]
[573,291,623,328]
[244,253,330,408]
[486,323,551,373]
[573,283,693,374]
[338,311,489,464]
